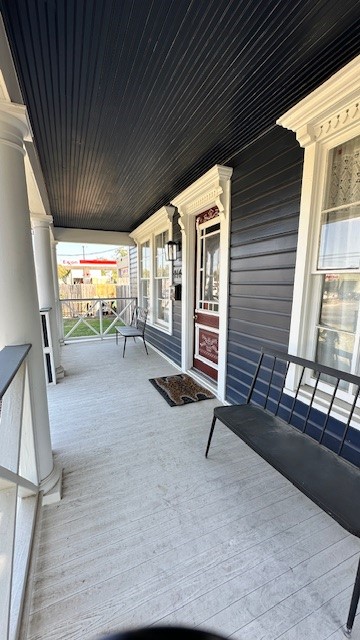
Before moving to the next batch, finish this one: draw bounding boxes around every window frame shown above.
[139,240,150,311]
[153,229,171,328]
[277,55,360,400]
[130,206,174,334]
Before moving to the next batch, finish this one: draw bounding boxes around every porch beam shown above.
[53,227,135,246]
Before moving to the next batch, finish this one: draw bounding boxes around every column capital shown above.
[0,100,30,152]
[31,212,54,229]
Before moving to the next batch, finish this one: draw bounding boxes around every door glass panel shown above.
[199,231,220,312]
[204,234,220,302]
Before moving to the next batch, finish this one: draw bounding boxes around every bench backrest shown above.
[131,306,148,335]
[248,349,360,468]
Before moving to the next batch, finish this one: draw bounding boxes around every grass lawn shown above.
[63,316,124,337]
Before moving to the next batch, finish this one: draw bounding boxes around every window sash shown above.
[138,231,171,331]
[312,135,360,388]
[154,230,170,326]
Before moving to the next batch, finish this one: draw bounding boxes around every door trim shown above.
[171,164,233,402]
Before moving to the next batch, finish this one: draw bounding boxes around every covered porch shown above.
[24,339,360,640]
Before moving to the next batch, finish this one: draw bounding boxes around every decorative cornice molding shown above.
[312,100,360,142]
[129,205,175,243]
[171,165,233,225]
[277,54,360,147]
[0,99,31,140]
[30,213,54,228]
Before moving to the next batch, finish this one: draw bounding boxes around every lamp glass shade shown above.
[165,240,177,261]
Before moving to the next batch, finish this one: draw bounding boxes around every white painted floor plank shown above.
[25,340,360,640]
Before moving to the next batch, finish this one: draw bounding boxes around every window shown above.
[140,241,150,309]
[277,55,360,397]
[154,230,170,326]
[130,206,174,333]
[315,136,360,378]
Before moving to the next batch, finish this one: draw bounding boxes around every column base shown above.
[56,365,65,380]
[40,463,63,505]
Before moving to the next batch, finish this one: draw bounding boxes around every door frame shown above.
[171,165,233,402]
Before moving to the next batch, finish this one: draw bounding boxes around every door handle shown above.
[193,314,198,320]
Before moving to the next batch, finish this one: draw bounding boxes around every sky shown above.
[57,242,119,262]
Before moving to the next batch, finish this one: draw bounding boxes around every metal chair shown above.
[115,306,149,357]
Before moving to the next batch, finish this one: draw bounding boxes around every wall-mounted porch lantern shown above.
[165,240,180,262]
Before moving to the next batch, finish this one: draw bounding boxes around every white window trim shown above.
[171,164,233,402]
[130,205,174,334]
[277,55,360,376]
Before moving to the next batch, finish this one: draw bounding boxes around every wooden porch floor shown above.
[25,339,360,640]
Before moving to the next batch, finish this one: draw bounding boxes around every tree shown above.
[57,264,71,283]
[115,246,129,259]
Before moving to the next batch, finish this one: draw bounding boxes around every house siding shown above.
[128,246,138,305]
[226,126,303,405]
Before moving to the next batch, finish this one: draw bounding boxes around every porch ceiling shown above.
[1,0,360,233]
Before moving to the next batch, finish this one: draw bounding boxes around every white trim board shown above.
[277,54,360,364]
[171,165,233,403]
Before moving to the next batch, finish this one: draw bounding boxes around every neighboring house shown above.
[117,253,130,285]
[59,259,118,285]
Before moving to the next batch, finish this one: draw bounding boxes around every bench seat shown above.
[206,348,360,635]
[214,404,360,537]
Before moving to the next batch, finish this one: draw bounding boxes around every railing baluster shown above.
[300,369,321,433]
[246,351,264,404]
[338,385,360,455]
[275,360,290,416]
[287,366,306,425]
[264,356,277,410]
[318,377,340,444]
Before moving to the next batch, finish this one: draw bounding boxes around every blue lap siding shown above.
[225,126,303,406]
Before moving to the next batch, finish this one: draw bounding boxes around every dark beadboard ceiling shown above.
[1,0,360,233]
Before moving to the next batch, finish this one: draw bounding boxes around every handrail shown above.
[0,344,31,398]
[60,296,137,302]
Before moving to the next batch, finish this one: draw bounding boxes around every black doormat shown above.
[149,373,215,407]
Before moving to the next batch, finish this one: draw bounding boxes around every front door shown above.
[193,208,220,381]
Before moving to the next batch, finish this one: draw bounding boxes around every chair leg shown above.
[205,416,217,458]
[345,557,360,636]
[143,338,148,355]
[122,337,127,358]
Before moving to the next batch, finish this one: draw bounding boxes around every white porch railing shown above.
[0,344,40,640]
[60,296,137,342]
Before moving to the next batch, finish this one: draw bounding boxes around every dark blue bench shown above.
[206,348,360,636]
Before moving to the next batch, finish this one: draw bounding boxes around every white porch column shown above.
[0,103,60,496]
[50,238,65,345]
[31,213,64,379]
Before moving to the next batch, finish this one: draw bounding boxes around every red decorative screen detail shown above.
[196,206,219,228]
[198,328,218,364]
